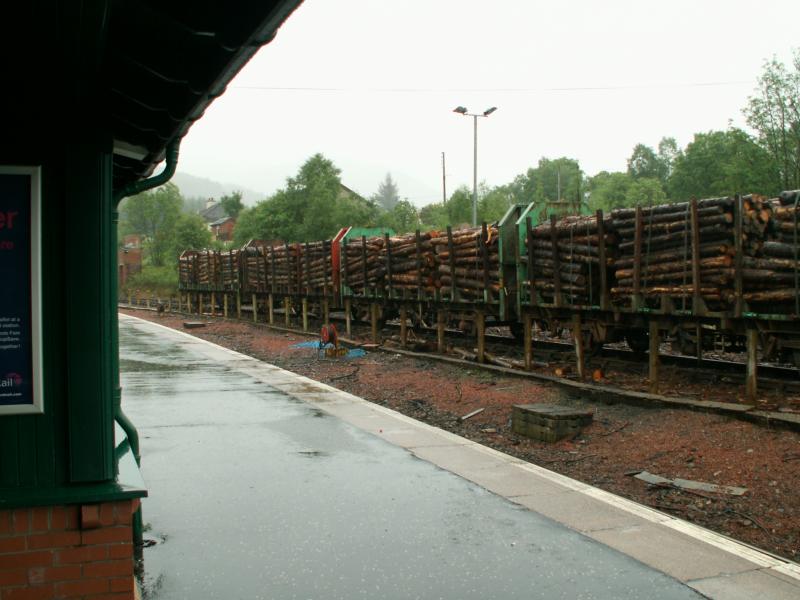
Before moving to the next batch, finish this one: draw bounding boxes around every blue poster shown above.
[0,167,42,414]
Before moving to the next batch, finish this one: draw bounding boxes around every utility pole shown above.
[452,105,497,226]
[441,152,447,205]
[472,115,478,226]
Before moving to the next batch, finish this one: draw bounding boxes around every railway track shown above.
[121,298,800,393]
[372,318,800,393]
[120,301,800,433]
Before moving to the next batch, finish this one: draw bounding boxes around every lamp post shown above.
[453,105,497,226]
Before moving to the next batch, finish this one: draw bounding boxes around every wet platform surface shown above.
[119,314,800,599]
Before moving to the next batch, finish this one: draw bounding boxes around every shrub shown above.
[122,265,178,299]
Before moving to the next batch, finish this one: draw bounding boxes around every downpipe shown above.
[111,140,181,546]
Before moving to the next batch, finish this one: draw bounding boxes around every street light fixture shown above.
[452,105,498,226]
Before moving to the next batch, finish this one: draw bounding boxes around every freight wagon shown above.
[176,190,800,395]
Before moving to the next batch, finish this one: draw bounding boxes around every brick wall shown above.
[0,500,138,600]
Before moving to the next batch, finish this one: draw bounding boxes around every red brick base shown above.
[0,499,138,599]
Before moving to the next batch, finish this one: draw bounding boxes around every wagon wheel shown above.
[509,321,526,342]
[670,329,698,357]
[542,320,564,340]
[582,330,604,356]
[624,329,649,356]
[354,304,387,330]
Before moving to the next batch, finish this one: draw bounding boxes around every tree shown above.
[232,153,380,244]
[332,192,380,231]
[378,200,419,233]
[372,173,400,211]
[626,138,679,191]
[232,202,269,245]
[587,171,634,211]
[518,157,584,204]
[657,137,680,180]
[744,50,800,190]
[478,183,516,223]
[445,186,473,226]
[627,144,663,181]
[220,191,244,218]
[119,182,182,267]
[624,177,666,208]
[169,213,211,261]
[669,129,780,200]
[418,202,449,230]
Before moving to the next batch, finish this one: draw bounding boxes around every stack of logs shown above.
[264,244,301,293]
[344,232,438,296]
[523,214,612,305]
[219,249,240,289]
[343,235,386,294]
[743,190,800,306]
[434,225,500,300]
[300,240,334,295]
[240,244,268,292]
[343,226,500,299]
[194,249,221,287]
[610,194,795,308]
[178,251,197,288]
[611,197,738,305]
[380,231,438,295]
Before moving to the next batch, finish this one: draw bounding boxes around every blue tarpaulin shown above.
[290,340,366,359]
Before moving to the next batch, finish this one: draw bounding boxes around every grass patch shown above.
[122,265,178,299]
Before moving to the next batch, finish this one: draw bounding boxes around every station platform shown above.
[119,314,800,599]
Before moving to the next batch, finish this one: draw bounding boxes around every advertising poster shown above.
[0,166,42,415]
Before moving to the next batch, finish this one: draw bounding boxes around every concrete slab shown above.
[588,523,761,581]
[512,490,645,533]
[408,441,523,474]
[688,568,800,600]
[376,425,473,449]
[457,463,573,499]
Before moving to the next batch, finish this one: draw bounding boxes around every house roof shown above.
[200,202,228,222]
[339,183,367,202]
[210,216,235,227]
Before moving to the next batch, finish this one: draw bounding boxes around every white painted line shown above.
[121,312,800,584]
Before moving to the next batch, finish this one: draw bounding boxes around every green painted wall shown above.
[0,139,116,493]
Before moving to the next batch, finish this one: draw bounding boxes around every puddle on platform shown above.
[120,358,203,373]
[295,449,330,458]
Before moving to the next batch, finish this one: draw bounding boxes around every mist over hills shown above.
[172,172,264,205]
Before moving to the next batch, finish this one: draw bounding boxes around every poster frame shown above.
[0,165,43,415]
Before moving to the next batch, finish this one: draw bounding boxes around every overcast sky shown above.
[177,0,800,206]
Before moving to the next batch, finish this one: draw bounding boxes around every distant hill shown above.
[172,172,264,206]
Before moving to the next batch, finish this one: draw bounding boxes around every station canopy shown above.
[1,1,300,187]
[108,0,301,187]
